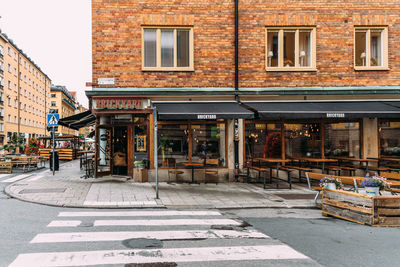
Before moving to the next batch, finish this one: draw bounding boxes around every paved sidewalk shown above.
[5,160,318,209]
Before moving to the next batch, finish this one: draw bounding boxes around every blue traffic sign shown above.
[47,113,60,126]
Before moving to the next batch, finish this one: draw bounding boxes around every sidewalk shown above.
[5,160,317,209]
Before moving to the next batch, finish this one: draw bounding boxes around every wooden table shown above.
[295,157,337,173]
[253,158,291,188]
[334,157,378,173]
[182,162,204,184]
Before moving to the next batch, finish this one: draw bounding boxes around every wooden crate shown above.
[134,169,148,183]
[322,189,400,226]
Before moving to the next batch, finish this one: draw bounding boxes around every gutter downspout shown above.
[234,0,239,176]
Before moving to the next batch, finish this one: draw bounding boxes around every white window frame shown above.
[354,27,388,70]
[265,27,317,72]
[142,27,194,71]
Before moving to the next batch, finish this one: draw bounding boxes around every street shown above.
[0,171,399,266]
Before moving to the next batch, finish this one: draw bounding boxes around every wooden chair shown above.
[167,158,184,183]
[204,158,219,184]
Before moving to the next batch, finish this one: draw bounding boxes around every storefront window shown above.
[134,117,148,162]
[158,124,189,167]
[245,123,282,159]
[191,123,226,167]
[380,121,400,156]
[325,122,360,157]
[285,123,321,158]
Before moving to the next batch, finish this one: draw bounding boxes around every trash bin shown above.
[50,150,59,171]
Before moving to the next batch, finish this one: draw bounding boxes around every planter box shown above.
[322,189,400,226]
[134,168,148,183]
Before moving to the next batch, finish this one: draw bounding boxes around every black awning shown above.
[244,101,400,119]
[154,102,254,120]
[58,110,96,130]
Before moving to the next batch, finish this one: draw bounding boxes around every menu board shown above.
[136,135,146,152]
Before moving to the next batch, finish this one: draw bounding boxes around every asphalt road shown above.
[228,208,400,267]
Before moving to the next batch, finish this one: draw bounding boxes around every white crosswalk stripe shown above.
[1,174,32,183]
[10,210,312,266]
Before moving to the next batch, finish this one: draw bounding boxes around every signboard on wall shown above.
[136,135,147,152]
[93,99,151,110]
[98,78,115,85]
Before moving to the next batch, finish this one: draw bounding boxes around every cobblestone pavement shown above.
[5,160,317,209]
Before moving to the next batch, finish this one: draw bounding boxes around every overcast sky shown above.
[0,0,91,107]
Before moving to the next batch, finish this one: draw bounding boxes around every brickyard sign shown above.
[93,99,150,110]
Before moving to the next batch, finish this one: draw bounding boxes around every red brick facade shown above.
[92,0,400,89]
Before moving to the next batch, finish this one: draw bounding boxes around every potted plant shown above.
[361,174,391,197]
[320,176,343,190]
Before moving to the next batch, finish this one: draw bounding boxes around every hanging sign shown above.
[136,135,147,152]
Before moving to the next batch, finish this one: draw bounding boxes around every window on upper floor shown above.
[142,27,193,71]
[0,45,3,56]
[8,115,11,122]
[266,27,316,71]
[14,67,17,76]
[7,47,11,55]
[7,97,10,106]
[51,94,56,98]
[51,101,56,107]
[8,80,11,89]
[354,27,388,70]
[8,64,11,72]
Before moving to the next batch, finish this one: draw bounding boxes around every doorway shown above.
[112,126,128,176]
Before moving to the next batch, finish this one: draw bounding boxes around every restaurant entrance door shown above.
[112,126,128,176]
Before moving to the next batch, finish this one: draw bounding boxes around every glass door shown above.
[96,126,112,176]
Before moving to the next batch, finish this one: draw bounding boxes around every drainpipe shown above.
[234,0,239,176]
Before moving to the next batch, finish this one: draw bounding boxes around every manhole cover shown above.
[122,238,163,249]
[274,193,317,200]
[19,188,66,194]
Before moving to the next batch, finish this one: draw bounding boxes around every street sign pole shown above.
[154,107,159,199]
[52,126,55,176]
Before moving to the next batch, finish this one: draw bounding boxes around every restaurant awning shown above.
[244,101,400,119]
[154,102,254,120]
[58,110,96,130]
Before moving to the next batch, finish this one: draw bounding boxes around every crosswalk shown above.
[0,171,47,183]
[9,209,315,266]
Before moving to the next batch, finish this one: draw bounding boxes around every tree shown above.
[2,133,25,153]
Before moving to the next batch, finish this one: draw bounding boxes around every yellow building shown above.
[76,104,93,137]
[0,31,51,145]
[50,85,77,136]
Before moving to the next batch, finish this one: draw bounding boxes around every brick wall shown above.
[92,0,400,89]
[92,0,235,88]
[240,0,400,87]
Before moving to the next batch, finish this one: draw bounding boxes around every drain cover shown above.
[122,238,163,249]
[19,188,66,194]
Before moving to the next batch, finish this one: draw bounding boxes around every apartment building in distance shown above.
[0,30,51,145]
[50,85,77,136]
[88,0,400,180]
[76,103,93,137]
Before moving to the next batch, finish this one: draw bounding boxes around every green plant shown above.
[320,176,344,190]
[361,174,391,190]
[2,133,24,152]
[25,137,39,156]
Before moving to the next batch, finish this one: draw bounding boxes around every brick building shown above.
[87,0,400,180]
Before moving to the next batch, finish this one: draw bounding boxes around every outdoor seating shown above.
[0,161,12,174]
[167,159,184,183]
[305,172,361,204]
[204,158,219,184]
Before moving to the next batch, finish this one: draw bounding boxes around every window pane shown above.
[355,31,366,66]
[324,123,360,158]
[370,31,382,66]
[380,121,400,157]
[299,31,311,67]
[191,123,226,167]
[267,30,279,67]
[144,29,157,67]
[161,30,174,67]
[177,30,190,67]
[245,123,282,159]
[158,124,189,167]
[283,31,295,67]
[285,123,321,158]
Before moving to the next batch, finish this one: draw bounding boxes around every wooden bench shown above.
[247,166,270,188]
[305,172,361,204]
[284,165,313,183]
[381,172,400,194]
[0,161,12,174]
[277,166,297,189]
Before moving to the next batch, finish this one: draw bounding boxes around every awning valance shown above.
[244,101,400,119]
[58,110,96,130]
[154,102,254,120]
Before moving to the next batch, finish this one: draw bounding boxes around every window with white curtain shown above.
[355,27,387,69]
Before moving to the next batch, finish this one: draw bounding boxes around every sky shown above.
[0,0,91,107]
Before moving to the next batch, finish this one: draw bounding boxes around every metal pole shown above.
[52,126,55,176]
[154,107,159,199]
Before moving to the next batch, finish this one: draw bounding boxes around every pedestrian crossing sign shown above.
[47,113,60,126]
